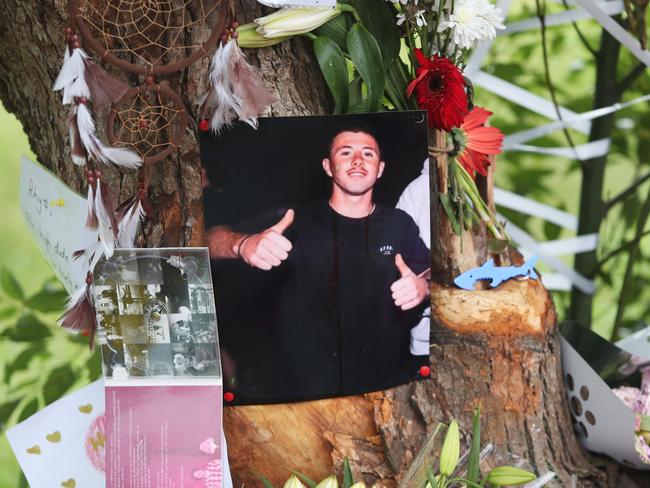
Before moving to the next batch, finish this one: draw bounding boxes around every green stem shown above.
[338,3,361,23]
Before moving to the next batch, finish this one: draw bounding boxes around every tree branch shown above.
[603,171,650,214]
[561,0,598,57]
[611,185,650,340]
[598,228,650,269]
[616,62,648,97]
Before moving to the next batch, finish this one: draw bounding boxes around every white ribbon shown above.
[504,93,650,146]
[494,187,578,230]
[506,138,611,159]
[503,1,624,34]
[499,215,597,294]
[474,71,591,134]
[574,0,650,66]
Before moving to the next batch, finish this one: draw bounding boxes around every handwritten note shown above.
[20,157,98,292]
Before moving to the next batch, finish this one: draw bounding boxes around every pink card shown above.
[106,382,223,488]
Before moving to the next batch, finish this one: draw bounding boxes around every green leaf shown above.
[341,0,400,70]
[439,193,462,236]
[0,399,20,428]
[426,467,439,488]
[292,470,317,488]
[0,304,18,322]
[346,24,384,112]
[18,397,38,422]
[43,364,75,405]
[485,466,536,486]
[439,419,460,477]
[4,345,42,383]
[313,14,352,51]
[87,348,103,381]
[314,36,350,114]
[1,313,52,342]
[467,407,481,484]
[0,268,24,302]
[25,286,67,313]
[342,456,354,488]
[252,470,275,488]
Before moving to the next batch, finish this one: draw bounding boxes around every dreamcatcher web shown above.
[113,90,183,159]
[77,0,221,69]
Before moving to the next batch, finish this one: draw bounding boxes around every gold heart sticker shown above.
[46,431,61,443]
[78,404,93,414]
[26,445,41,455]
[61,479,76,488]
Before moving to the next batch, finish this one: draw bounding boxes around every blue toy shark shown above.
[453,256,539,291]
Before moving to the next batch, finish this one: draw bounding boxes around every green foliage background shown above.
[0,2,649,485]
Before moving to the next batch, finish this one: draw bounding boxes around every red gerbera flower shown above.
[406,49,468,132]
[455,107,504,178]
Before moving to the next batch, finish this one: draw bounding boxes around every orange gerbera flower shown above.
[454,107,503,178]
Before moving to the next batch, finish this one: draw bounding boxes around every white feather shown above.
[201,42,242,133]
[53,48,87,90]
[76,103,142,169]
[62,74,90,105]
[94,179,115,258]
[117,200,144,248]
[62,285,88,315]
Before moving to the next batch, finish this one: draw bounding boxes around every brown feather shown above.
[59,285,97,350]
[67,109,87,165]
[84,60,130,111]
[231,43,278,124]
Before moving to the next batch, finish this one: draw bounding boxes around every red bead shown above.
[231,21,239,29]
[77,96,87,104]
[87,176,95,185]
[419,366,431,377]
[94,169,102,178]
[64,27,72,35]
[71,34,78,42]
[86,169,94,177]
[85,275,93,285]
[221,33,229,44]
[224,392,235,402]
[199,119,210,131]
[145,76,154,86]
[231,31,238,40]
[72,42,80,49]
[138,118,148,128]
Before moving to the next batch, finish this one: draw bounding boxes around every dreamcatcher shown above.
[55,0,277,344]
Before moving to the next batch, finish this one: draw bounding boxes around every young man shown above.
[208,126,431,399]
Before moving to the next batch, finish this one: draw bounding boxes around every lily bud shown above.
[255,6,342,38]
[438,419,460,476]
[316,475,339,488]
[283,475,307,488]
[485,466,537,486]
[235,23,290,48]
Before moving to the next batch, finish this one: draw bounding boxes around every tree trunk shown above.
[0,2,644,487]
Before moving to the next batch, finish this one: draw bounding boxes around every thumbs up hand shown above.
[239,209,294,271]
[390,253,430,310]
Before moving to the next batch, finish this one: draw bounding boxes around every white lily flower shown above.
[437,0,505,49]
[396,13,407,26]
[414,9,427,27]
[315,475,339,488]
[255,6,341,38]
[283,475,306,488]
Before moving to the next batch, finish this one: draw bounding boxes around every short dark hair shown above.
[326,123,382,159]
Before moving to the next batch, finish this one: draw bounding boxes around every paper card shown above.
[106,382,223,487]
[6,380,106,488]
[19,156,98,293]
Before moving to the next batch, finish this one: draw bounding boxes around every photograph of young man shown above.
[208,126,431,398]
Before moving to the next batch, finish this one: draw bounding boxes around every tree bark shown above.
[0,2,644,487]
